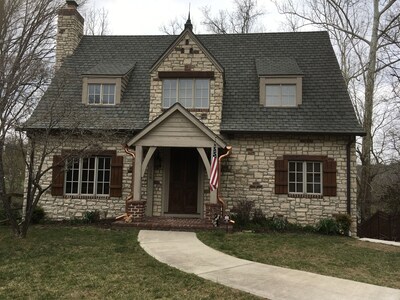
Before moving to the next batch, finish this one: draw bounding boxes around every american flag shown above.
[210,143,218,191]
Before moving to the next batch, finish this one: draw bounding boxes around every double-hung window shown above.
[65,156,111,196]
[288,161,322,195]
[266,84,296,107]
[88,83,116,105]
[162,79,209,109]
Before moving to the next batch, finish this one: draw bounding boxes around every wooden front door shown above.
[168,148,198,214]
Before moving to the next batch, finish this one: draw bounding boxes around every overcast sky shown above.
[83,0,286,35]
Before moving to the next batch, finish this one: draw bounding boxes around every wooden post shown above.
[134,145,143,201]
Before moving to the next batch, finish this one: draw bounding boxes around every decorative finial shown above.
[185,3,193,31]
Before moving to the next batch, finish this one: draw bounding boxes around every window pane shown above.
[195,79,209,108]
[289,183,295,193]
[178,79,193,108]
[162,79,177,108]
[297,183,303,192]
[266,85,280,96]
[88,84,101,104]
[315,184,321,193]
[102,84,115,104]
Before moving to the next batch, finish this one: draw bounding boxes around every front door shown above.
[168,148,198,214]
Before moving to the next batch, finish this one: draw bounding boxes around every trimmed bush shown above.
[230,200,254,228]
[316,218,339,235]
[31,206,46,224]
[83,210,100,224]
[334,213,352,235]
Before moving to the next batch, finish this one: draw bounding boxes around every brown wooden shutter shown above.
[323,159,337,196]
[275,159,288,194]
[110,155,123,197]
[51,155,65,196]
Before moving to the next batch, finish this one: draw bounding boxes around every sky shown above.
[83,0,286,35]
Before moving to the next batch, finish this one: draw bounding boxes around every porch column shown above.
[133,145,143,201]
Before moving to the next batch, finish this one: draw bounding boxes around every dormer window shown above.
[81,61,136,106]
[266,84,296,107]
[88,83,116,105]
[255,57,303,108]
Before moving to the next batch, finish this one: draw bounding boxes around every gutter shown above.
[346,139,354,215]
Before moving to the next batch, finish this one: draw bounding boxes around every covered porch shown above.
[123,103,229,223]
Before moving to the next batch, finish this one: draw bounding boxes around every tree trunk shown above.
[0,140,21,236]
[359,0,379,221]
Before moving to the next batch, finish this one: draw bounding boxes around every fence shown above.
[358,211,400,241]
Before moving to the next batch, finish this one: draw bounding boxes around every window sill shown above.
[288,193,323,199]
[63,194,110,200]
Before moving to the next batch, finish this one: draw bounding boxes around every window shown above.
[82,77,122,105]
[162,79,209,109]
[288,161,322,195]
[88,83,115,105]
[65,156,111,196]
[266,84,296,106]
[275,156,336,196]
[259,77,302,107]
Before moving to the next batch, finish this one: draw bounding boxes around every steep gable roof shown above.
[26,31,363,135]
[150,28,224,73]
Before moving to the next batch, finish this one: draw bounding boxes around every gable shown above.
[127,104,226,148]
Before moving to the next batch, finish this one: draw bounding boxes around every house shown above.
[25,1,364,233]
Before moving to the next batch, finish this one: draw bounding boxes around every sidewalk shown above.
[138,230,400,300]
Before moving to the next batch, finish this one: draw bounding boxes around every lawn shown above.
[198,231,400,289]
[0,226,258,300]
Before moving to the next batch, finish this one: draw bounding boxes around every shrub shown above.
[230,200,254,229]
[0,207,21,225]
[83,210,100,224]
[316,218,339,235]
[267,215,289,231]
[31,206,46,224]
[252,208,266,225]
[334,213,352,235]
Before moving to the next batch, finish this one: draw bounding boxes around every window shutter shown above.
[275,159,288,194]
[323,159,337,196]
[51,155,64,196]
[110,155,123,197]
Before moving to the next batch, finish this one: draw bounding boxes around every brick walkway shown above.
[114,217,224,231]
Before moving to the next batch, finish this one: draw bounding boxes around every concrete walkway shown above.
[138,230,400,300]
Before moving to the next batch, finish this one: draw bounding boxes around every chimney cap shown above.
[66,1,79,9]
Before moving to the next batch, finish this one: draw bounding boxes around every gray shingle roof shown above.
[26,31,364,135]
[255,57,303,76]
[83,61,136,75]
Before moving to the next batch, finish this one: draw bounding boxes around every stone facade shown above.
[219,133,358,232]
[55,2,84,69]
[32,135,134,220]
[149,33,224,134]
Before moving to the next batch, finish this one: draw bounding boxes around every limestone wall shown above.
[219,134,358,232]
[28,134,135,220]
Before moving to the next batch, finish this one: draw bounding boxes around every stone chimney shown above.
[55,1,84,69]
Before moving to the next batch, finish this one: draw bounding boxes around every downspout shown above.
[346,139,353,215]
[116,144,136,221]
[217,146,232,214]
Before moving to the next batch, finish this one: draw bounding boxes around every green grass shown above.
[198,231,400,289]
[0,226,258,299]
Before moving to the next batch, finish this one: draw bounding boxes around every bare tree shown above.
[159,17,184,35]
[83,5,110,35]
[0,0,63,237]
[201,0,265,34]
[275,0,400,220]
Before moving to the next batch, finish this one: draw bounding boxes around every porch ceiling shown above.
[127,103,226,148]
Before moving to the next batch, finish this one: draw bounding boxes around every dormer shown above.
[81,62,135,106]
[256,57,304,107]
[149,16,224,133]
